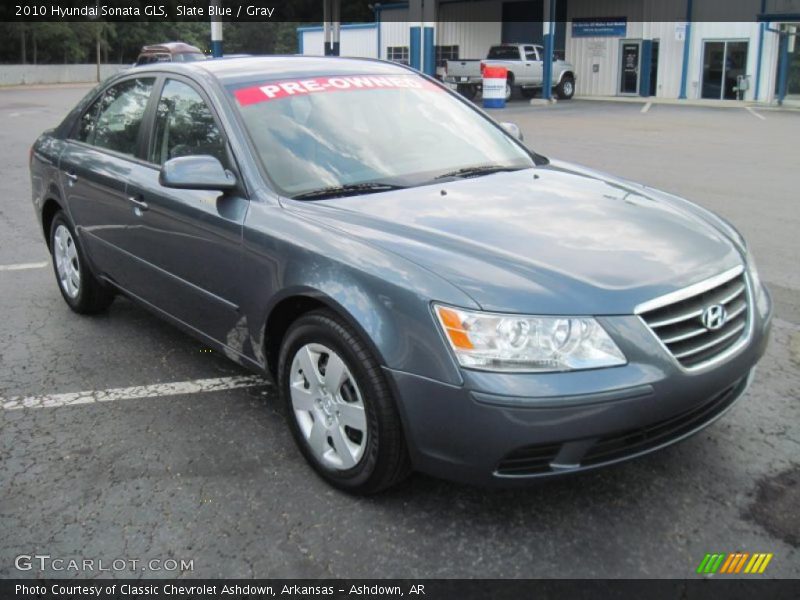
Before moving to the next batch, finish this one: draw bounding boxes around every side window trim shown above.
[138,74,167,161]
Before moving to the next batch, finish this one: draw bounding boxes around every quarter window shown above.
[91,78,155,157]
[74,96,103,144]
[149,79,225,165]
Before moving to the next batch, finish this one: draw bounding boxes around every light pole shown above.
[210,0,223,58]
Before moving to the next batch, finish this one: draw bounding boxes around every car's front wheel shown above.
[49,211,114,314]
[456,83,477,100]
[278,310,411,494]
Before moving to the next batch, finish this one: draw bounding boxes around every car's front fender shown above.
[240,198,479,386]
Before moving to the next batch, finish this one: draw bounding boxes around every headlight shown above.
[434,304,626,372]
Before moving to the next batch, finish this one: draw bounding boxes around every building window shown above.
[387,46,409,65]
[435,45,459,67]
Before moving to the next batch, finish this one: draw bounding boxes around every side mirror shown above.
[500,122,524,142]
[159,155,236,190]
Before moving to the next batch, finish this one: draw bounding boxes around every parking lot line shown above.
[1,376,269,411]
[641,102,652,114]
[0,261,49,271]
[746,107,766,120]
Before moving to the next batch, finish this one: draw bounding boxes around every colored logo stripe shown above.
[697,553,773,574]
[232,75,440,106]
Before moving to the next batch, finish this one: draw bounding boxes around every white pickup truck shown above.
[444,43,575,101]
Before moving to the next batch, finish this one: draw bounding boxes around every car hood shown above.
[285,162,744,314]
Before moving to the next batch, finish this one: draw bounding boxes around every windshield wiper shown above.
[432,165,525,180]
[291,182,407,200]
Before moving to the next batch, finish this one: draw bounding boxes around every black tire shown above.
[456,84,477,101]
[520,87,538,99]
[556,75,575,100]
[49,211,114,314]
[505,75,515,101]
[278,310,411,494]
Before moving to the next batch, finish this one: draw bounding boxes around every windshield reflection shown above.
[233,78,534,197]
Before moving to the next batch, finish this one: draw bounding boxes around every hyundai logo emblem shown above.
[701,304,728,331]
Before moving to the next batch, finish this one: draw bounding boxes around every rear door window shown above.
[487,46,520,60]
[91,78,155,157]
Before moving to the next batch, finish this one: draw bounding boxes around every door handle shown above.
[65,171,78,184]
[127,195,149,212]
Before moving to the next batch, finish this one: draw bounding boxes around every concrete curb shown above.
[573,95,800,112]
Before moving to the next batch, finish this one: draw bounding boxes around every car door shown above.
[123,76,248,347]
[59,76,156,286]
[524,46,543,84]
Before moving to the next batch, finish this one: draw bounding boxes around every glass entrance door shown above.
[649,40,660,96]
[702,40,749,99]
[787,26,800,103]
[619,41,641,94]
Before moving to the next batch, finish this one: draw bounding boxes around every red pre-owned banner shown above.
[233,75,441,106]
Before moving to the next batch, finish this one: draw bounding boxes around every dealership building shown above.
[298,0,800,104]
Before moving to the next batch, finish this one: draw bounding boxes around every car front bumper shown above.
[385,293,772,486]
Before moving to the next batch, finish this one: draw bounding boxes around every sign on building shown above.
[571,17,627,38]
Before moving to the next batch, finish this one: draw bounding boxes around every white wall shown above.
[300,30,324,55]
[342,28,378,58]
[564,0,767,100]
[0,64,127,86]
[299,27,377,58]
[379,8,411,61]
[437,1,502,59]
[566,20,686,98]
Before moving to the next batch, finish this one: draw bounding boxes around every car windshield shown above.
[230,73,534,198]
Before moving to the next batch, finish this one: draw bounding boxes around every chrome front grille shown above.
[638,267,750,369]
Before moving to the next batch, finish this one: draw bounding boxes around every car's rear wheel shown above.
[556,75,575,100]
[49,211,114,314]
[278,310,411,494]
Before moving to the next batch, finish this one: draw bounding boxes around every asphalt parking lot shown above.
[1,85,798,579]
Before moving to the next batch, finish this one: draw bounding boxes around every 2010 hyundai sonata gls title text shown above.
[30,57,772,493]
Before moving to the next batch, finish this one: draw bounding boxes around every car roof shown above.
[132,55,415,86]
[140,42,202,54]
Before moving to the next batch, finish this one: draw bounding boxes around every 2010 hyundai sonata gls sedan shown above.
[30,57,772,493]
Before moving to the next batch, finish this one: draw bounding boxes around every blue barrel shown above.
[482,65,507,109]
